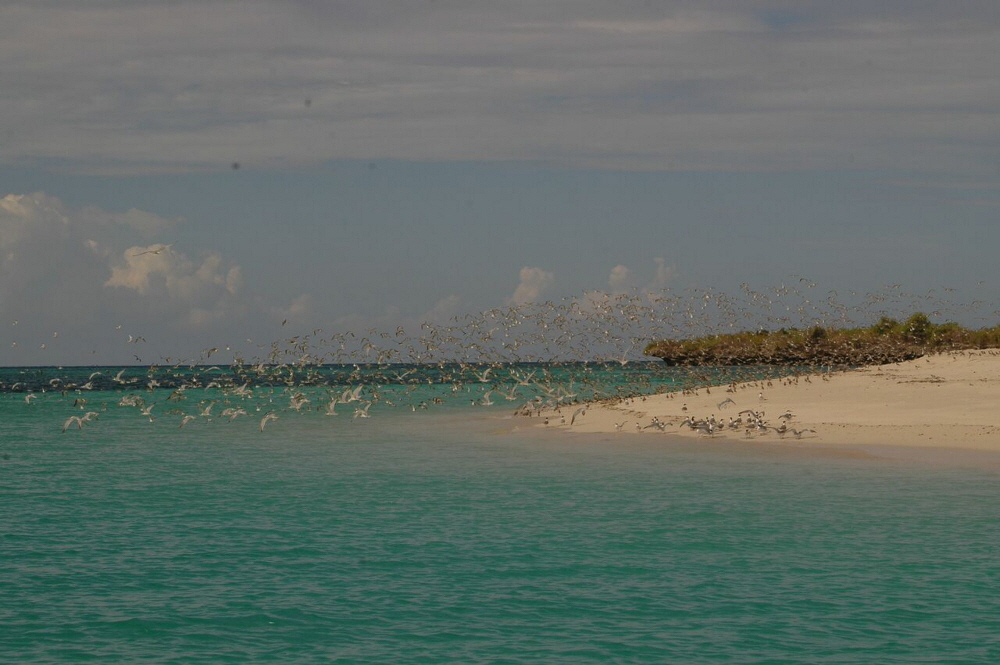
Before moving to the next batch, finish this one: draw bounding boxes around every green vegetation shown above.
[644,314,1000,367]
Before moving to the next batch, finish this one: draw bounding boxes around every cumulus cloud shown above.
[102,246,246,327]
[0,191,259,362]
[0,192,70,248]
[106,246,241,299]
[1,193,113,317]
[508,266,554,305]
[608,264,635,292]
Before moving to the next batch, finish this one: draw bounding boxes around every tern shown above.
[221,408,247,422]
[259,412,279,431]
[62,411,98,433]
[341,385,364,403]
[324,397,340,416]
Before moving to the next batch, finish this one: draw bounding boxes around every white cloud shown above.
[0,191,260,362]
[0,192,70,248]
[105,246,241,300]
[1,193,110,319]
[103,246,246,327]
[508,266,554,305]
[608,264,634,291]
[105,247,175,295]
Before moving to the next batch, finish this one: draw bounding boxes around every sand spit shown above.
[536,350,1000,451]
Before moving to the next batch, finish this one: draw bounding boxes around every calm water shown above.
[4,369,1000,662]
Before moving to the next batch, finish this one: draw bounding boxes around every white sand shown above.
[535,350,1000,451]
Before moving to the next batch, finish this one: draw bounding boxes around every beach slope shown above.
[540,350,1000,450]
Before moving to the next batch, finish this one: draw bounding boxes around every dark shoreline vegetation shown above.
[644,313,1000,367]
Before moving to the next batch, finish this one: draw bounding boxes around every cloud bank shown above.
[1,2,997,175]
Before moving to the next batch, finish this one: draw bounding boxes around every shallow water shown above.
[4,375,1000,662]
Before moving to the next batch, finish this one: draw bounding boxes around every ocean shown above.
[4,364,1000,663]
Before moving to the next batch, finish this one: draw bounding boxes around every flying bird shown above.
[131,244,173,257]
[260,412,279,431]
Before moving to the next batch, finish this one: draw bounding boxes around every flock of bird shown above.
[679,408,816,439]
[2,282,995,436]
[536,375,822,440]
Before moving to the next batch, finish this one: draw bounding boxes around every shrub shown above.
[645,313,999,366]
[903,313,931,343]
[871,316,898,335]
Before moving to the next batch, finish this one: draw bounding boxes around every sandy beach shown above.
[537,350,1000,452]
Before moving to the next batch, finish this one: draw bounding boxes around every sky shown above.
[1,1,998,365]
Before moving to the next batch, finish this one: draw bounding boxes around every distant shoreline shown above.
[644,315,1000,367]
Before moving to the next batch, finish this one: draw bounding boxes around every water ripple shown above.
[5,410,1000,662]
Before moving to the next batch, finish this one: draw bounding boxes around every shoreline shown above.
[532,349,1000,453]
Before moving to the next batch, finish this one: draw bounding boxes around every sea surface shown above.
[4,364,1000,663]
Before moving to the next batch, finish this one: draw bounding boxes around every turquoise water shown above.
[4,368,1000,662]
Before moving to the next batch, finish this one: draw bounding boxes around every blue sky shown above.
[1,1,998,364]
